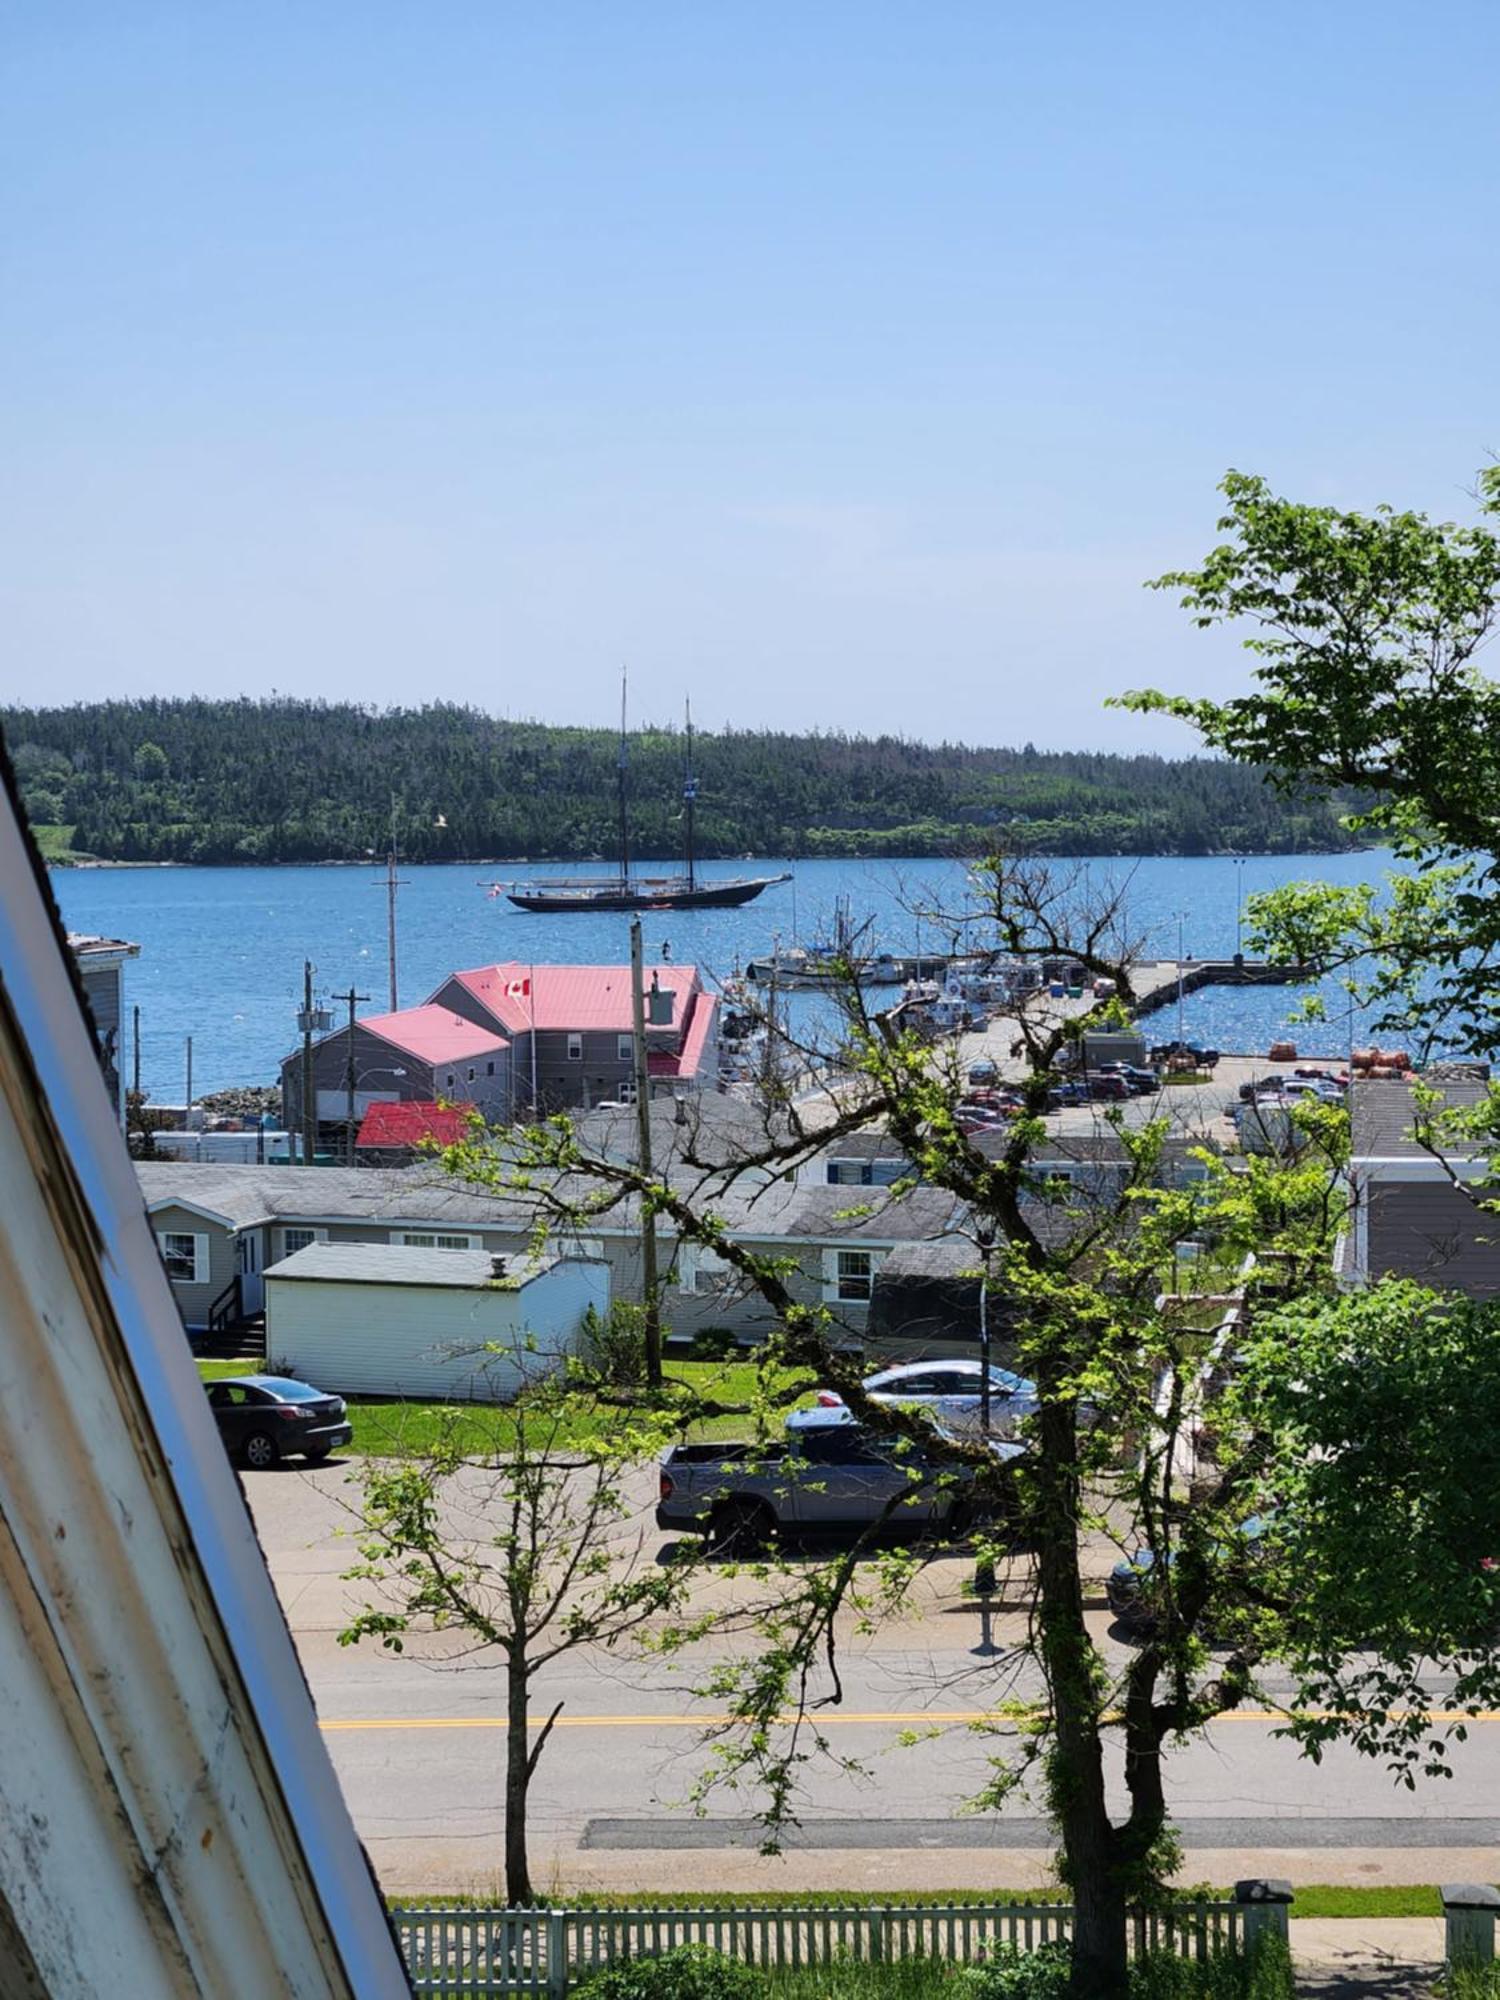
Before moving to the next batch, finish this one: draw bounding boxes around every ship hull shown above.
[506,872,790,914]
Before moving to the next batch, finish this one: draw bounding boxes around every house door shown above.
[235,1232,264,1316]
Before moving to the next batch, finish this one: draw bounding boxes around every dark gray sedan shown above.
[206,1374,352,1469]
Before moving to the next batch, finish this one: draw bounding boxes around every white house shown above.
[264,1242,608,1402]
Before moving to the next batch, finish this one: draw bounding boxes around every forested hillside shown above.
[3,698,1365,863]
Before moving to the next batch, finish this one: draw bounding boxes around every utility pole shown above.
[385,796,402,1012]
[1176,912,1187,1050]
[338,985,371,1167]
[184,1035,193,1119]
[301,962,316,1166]
[132,1005,141,1099]
[630,919,662,1389]
[295,962,332,1167]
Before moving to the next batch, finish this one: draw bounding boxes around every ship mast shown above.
[683,699,698,892]
[617,668,631,886]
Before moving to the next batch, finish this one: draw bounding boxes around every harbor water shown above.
[50,851,1404,1102]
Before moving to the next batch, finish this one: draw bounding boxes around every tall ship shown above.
[500,689,791,915]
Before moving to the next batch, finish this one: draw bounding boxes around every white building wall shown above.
[266,1258,608,1402]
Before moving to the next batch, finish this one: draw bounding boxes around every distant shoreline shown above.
[49,844,1378,872]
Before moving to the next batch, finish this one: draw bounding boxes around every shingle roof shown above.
[1350,1079,1490,1160]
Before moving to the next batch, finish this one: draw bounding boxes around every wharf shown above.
[1129,957,1313,1020]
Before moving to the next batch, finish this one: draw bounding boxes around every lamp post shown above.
[974,1230,996,1602]
[1175,912,1188,1050]
[1232,858,1246,964]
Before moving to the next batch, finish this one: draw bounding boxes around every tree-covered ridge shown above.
[4,697,1365,864]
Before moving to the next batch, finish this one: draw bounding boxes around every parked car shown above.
[1086,1073,1130,1102]
[205,1374,353,1469]
[967,1059,1000,1086]
[656,1408,1024,1552]
[1047,1079,1090,1107]
[1097,1062,1160,1095]
[816,1359,1038,1435]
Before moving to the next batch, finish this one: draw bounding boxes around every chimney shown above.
[647,971,676,1026]
[490,1253,508,1280]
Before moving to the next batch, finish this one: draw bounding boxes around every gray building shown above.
[70,932,140,1123]
[280,959,720,1155]
[1338,1077,1500,1296]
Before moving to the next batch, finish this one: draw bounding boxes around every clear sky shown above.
[4,4,1497,750]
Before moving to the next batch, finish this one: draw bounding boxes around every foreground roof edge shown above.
[0,752,406,1993]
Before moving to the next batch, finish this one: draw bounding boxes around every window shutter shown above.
[192,1234,210,1285]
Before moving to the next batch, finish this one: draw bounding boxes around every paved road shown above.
[247,1466,1500,1896]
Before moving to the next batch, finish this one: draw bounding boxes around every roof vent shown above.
[490,1254,508,1279]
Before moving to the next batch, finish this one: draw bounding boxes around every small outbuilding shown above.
[264,1242,608,1402]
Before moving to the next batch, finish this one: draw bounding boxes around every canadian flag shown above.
[504,976,531,1000]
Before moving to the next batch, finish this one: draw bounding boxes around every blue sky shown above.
[4,4,1497,748]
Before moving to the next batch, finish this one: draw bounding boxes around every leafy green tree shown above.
[339,1374,693,1905]
[1123,466,1500,1055]
[436,859,1386,1996]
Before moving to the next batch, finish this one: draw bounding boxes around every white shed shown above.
[264,1243,608,1402]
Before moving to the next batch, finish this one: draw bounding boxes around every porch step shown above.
[193,1318,267,1365]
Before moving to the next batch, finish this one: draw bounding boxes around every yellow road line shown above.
[319,1707,1500,1734]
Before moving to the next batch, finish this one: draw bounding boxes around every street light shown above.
[1175,911,1189,1049]
[1232,858,1247,964]
[974,1230,997,1604]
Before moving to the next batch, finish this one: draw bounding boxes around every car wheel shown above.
[241,1431,279,1471]
[707,1499,774,1556]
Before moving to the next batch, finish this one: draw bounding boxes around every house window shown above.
[279,1226,328,1258]
[567,1033,583,1062]
[466,1067,476,1083]
[486,1061,495,1076]
[557,1233,606,1260]
[445,1072,455,1090]
[825,1159,909,1187]
[823,1248,876,1304]
[157,1231,207,1284]
[678,1244,734,1295]
[396,1230,478,1251]
[617,1033,634,1063]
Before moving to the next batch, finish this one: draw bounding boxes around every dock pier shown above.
[1129,958,1313,1021]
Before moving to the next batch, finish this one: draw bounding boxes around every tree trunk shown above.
[1032,1396,1132,1999]
[504,1653,533,1905]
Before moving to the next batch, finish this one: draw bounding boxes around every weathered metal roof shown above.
[265,1242,561,1287]
[445,961,703,1034]
[357,1004,509,1066]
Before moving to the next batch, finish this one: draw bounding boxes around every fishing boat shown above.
[498,687,791,915]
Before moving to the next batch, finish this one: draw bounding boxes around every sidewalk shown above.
[1291,1919,1443,1997]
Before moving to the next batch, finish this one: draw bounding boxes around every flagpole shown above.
[530,962,538,1115]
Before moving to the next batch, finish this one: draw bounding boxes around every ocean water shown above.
[49,851,1403,1102]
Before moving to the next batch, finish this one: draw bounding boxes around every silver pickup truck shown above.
[656,1407,1023,1552]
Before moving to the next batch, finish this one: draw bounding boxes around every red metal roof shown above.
[646,992,718,1079]
[359,1005,510,1066]
[441,962,703,1036]
[355,1101,473,1151]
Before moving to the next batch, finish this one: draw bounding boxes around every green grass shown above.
[32,823,82,861]
[387,1885,1457,1918]
[195,1355,813,1458]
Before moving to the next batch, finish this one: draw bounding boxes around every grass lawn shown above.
[32,823,83,861]
[389,1884,1453,1919]
[194,1355,813,1458]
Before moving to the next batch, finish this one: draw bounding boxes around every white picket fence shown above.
[394,1897,1247,1996]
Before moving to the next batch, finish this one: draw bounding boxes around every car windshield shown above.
[253,1377,325,1401]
